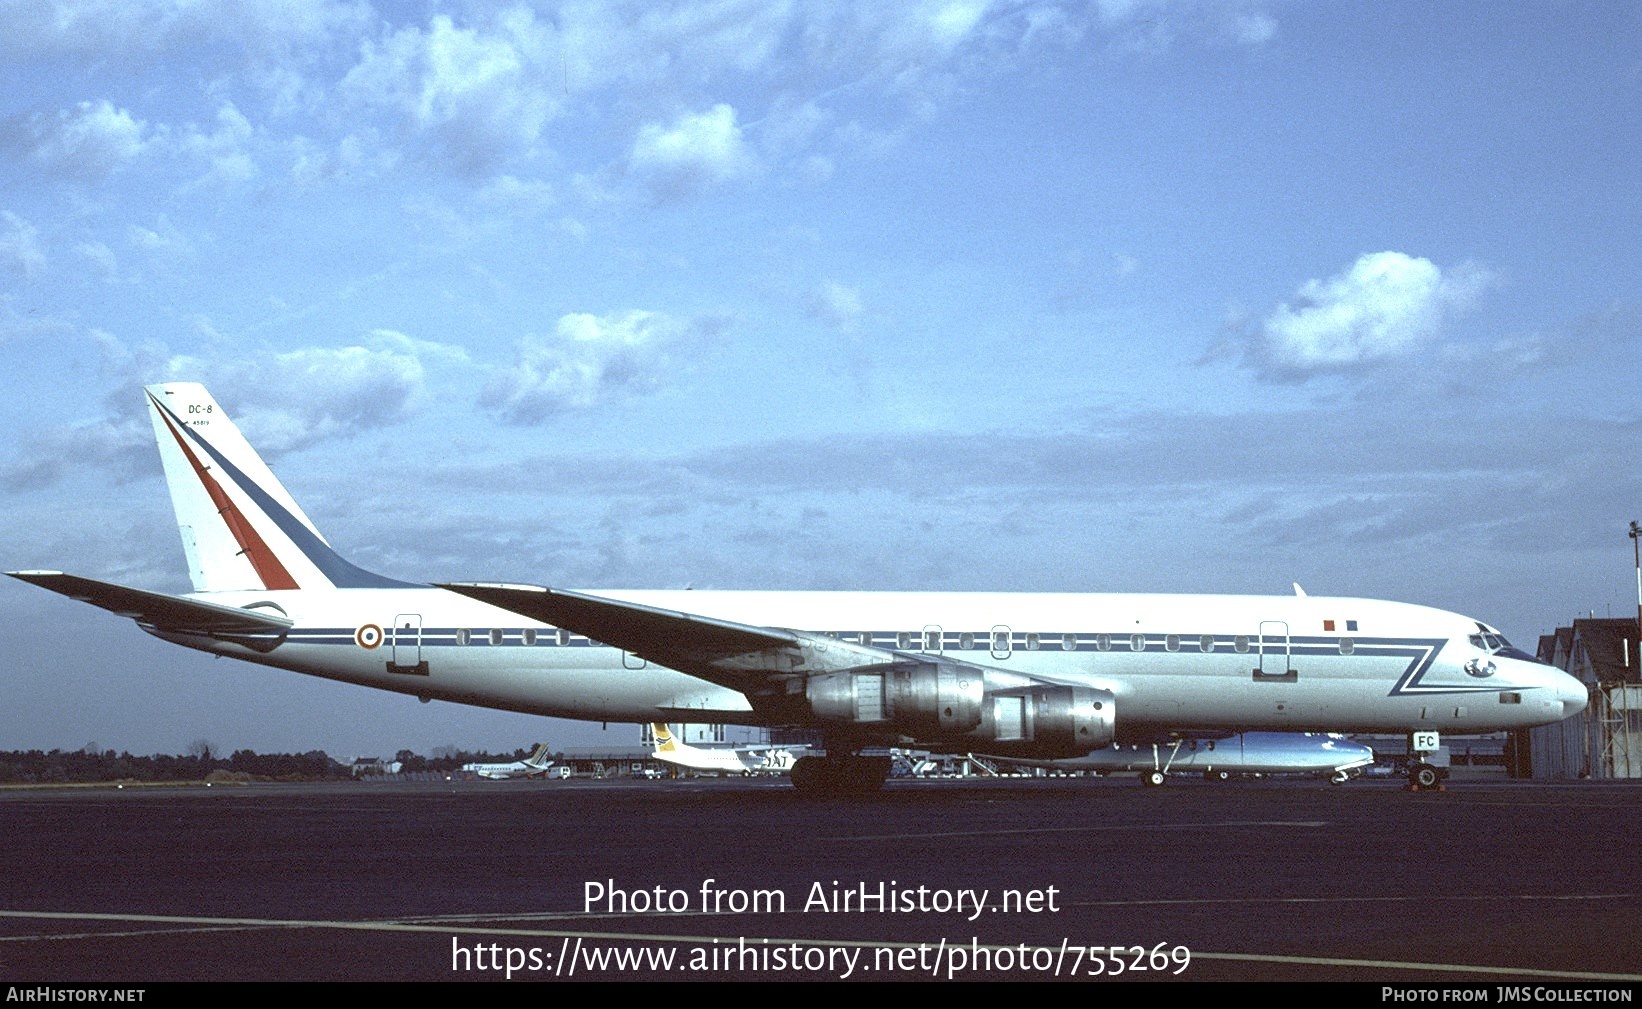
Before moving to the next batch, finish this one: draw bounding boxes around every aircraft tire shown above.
[790,756,831,795]
[835,755,890,795]
[1204,769,1230,782]
[1410,763,1441,789]
[1142,770,1167,787]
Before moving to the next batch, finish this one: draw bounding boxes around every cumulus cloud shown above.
[1245,251,1494,380]
[629,104,756,204]
[0,100,147,180]
[1094,0,1278,51]
[177,103,257,186]
[3,329,467,491]
[339,9,558,177]
[0,416,156,492]
[0,212,46,281]
[482,310,708,425]
[158,339,448,454]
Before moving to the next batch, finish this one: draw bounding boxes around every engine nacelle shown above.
[973,685,1116,758]
[802,664,1115,759]
[806,661,984,735]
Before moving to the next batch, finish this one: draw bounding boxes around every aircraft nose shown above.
[1555,671,1588,719]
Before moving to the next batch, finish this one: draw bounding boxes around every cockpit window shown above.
[1468,625,1542,663]
[1469,627,1513,654]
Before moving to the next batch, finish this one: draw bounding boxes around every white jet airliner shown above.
[648,723,807,775]
[460,742,555,779]
[9,384,1586,795]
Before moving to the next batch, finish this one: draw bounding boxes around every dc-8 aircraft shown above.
[10,383,1585,795]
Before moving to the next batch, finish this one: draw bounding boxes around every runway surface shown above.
[2,774,1640,982]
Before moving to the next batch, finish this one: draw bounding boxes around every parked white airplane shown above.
[460,742,555,779]
[1004,732,1377,786]
[10,384,1587,795]
[647,723,806,775]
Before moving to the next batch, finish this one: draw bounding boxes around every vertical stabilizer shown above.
[145,383,412,592]
[524,742,552,769]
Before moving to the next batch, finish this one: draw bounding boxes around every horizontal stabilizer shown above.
[8,571,294,636]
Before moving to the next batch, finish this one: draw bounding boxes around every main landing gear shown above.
[790,755,892,797]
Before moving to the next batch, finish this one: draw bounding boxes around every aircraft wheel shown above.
[1204,769,1230,782]
[1142,769,1167,787]
[835,755,890,794]
[790,757,831,796]
[1409,762,1441,789]
[1329,770,1350,785]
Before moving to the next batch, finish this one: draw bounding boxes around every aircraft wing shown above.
[438,582,847,691]
[8,571,294,637]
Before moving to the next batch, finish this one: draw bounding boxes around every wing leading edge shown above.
[436,582,809,690]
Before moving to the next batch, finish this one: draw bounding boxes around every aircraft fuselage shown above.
[149,585,1579,739]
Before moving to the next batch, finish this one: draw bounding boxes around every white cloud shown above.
[0,0,367,63]
[629,104,756,204]
[160,341,437,454]
[2,100,147,180]
[482,310,697,424]
[1249,251,1494,379]
[125,216,195,267]
[339,8,558,177]
[915,1,991,55]
[177,103,257,186]
[0,212,46,281]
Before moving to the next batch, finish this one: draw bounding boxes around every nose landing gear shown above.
[1405,731,1448,792]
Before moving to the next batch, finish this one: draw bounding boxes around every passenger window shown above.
[1025,633,1040,651]
[1234,635,1250,653]
[523,628,536,646]
[1130,634,1145,652]
[1095,633,1111,652]
[1165,634,1180,652]
[457,629,471,646]
[1339,637,1354,655]
[490,628,504,646]
[1200,635,1215,653]
[1061,633,1077,651]
[959,632,974,650]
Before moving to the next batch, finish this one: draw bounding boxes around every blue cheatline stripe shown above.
[151,395,418,589]
[282,626,1510,699]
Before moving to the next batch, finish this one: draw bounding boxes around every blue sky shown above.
[3,1,1639,758]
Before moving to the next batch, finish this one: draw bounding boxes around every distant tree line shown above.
[0,748,346,784]
[0,744,549,784]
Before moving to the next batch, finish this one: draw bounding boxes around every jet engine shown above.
[802,661,1115,758]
